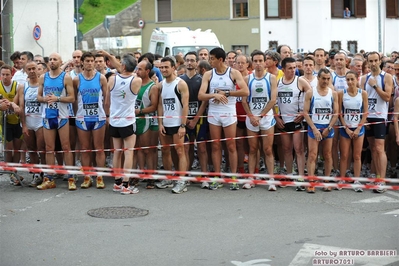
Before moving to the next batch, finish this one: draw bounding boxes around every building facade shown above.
[1,0,75,63]
[260,0,399,54]
[142,0,398,55]
[141,0,261,55]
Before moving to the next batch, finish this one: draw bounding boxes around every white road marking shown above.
[231,259,272,266]
[352,196,399,203]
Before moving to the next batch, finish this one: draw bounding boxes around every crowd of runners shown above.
[0,45,398,195]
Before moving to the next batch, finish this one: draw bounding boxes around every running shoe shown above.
[120,186,139,195]
[277,169,288,188]
[259,158,266,172]
[37,177,56,190]
[201,182,210,189]
[9,173,22,186]
[242,177,255,189]
[209,178,223,190]
[346,170,353,177]
[330,169,340,177]
[373,180,386,193]
[191,159,200,170]
[29,173,43,187]
[295,178,306,191]
[323,181,332,192]
[146,180,155,189]
[230,182,239,190]
[353,180,363,192]
[81,176,93,189]
[129,178,140,187]
[230,176,239,190]
[388,168,397,178]
[268,178,277,191]
[75,160,82,167]
[155,180,173,189]
[335,180,345,191]
[105,156,113,168]
[242,178,255,189]
[96,176,105,189]
[172,181,188,194]
[307,185,315,193]
[113,183,123,192]
[68,177,77,191]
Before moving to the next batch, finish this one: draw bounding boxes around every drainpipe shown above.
[57,0,60,52]
[377,0,382,52]
[296,0,299,52]
[1,0,13,64]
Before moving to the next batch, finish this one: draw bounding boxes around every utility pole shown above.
[1,0,13,64]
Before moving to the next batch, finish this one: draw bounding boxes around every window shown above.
[386,0,399,18]
[331,41,341,50]
[157,0,171,22]
[347,41,358,53]
[233,0,248,18]
[155,42,165,55]
[264,0,292,19]
[269,41,278,51]
[331,0,366,18]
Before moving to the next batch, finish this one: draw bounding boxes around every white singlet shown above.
[208,67,236,113]
[277,76,304,123]
[24,82,43,131]
[364,71,388,120]
[342,88,363,128]
[161,77,183,127]
[310,87,333,125]
[109,74,137,127]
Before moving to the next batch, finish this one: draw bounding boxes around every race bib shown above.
[135,99,142,110]
[344,109,360,122]
[315,108,331,122]
[251,97,267,110]
[83,103,99,121]
[188,102,198,116]
[163,98,176,111]
[368,98,377,111]
[278,91,293,104]
[26,101,40,114]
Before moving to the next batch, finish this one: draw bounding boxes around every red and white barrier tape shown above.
[1,162,398,191]
[20,111,399,120]
[2,119,392,155]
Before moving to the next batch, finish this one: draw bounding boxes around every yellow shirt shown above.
[0,81,19,124]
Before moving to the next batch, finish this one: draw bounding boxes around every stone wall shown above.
[81,0,141,53]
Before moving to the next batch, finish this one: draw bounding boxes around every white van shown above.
[148,27,221,57]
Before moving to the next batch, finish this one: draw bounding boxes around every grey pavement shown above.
[1,172,398,266]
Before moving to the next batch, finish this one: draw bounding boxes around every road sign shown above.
[76,30,83,43]
[33,25,41,41]
[75,13,84,24]
[103,18,110,30]
[138,19,145,29]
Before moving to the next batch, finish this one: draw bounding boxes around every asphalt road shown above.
[1,172,398,266]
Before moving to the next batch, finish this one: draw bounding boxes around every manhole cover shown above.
[87,207,149,219]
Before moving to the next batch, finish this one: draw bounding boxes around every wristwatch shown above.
[225,91,230,97]
[57,96,61,102]
[328,126,333,132]
[180,124,186,128]
[372,85,377,89]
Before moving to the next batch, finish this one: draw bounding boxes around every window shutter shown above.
[386,0,397,18]
[355,0,366,18]
[331,0,344,18]
[280,0,292,19]
[157,0,171,22]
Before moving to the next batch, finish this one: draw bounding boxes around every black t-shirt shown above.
[180,73,203,118]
